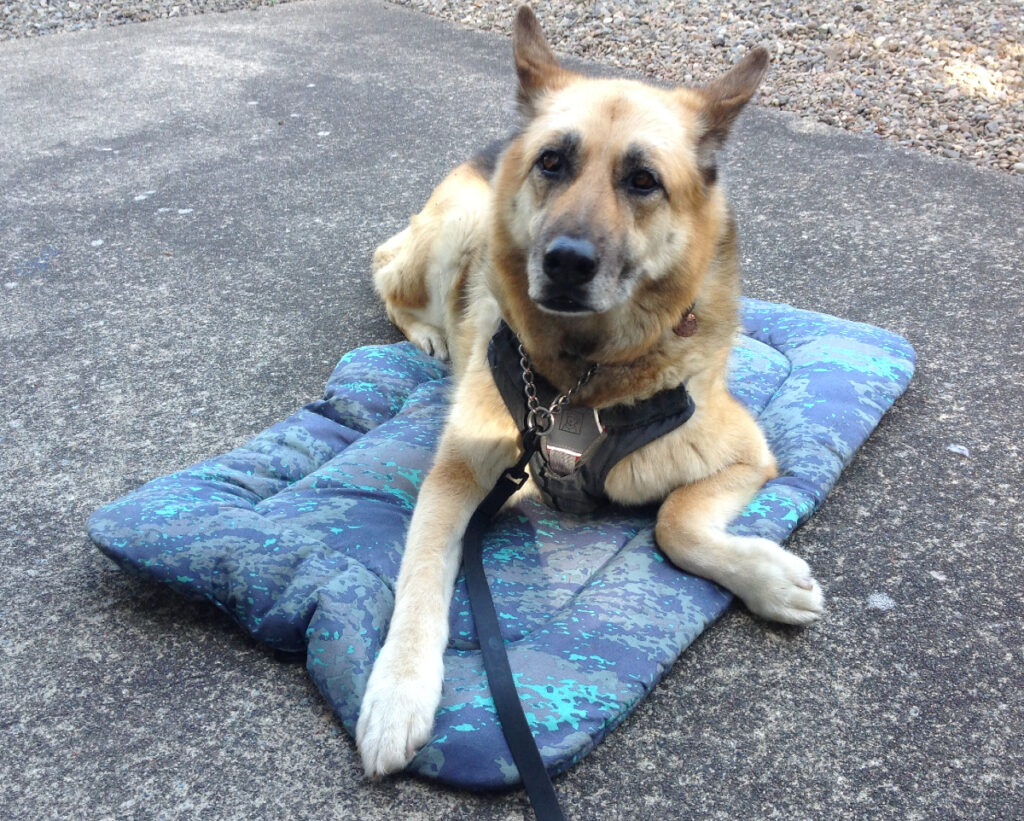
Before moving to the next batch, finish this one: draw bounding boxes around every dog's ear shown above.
[513,6,569,117]
[695,47,768,180]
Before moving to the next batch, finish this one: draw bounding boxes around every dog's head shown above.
[490,7,767,364]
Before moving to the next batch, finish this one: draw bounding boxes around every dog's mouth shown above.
[537,292,594,314]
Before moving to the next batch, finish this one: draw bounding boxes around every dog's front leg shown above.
[655,463,824,625]
[355,452,480,776]
[356,370,518,777]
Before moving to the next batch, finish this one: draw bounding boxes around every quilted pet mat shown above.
[88,299,915,790]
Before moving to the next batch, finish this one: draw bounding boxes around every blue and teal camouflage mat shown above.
[88,299,915,790]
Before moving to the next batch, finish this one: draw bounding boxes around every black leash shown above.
[460,324,697,819]
[462,428,567,821]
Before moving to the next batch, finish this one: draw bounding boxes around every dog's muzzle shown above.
[537,235,599,313]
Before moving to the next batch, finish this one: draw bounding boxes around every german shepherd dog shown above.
[357,6,823,776]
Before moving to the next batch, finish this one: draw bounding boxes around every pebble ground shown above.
[3,0,1022,175]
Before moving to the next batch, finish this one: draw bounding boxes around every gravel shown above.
[397,0,1024,177]
[3,0,1022,176]
[0,0,304,35]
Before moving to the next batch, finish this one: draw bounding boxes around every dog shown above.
[356,6,823,777]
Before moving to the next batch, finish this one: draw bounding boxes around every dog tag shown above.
[541,405,606,476]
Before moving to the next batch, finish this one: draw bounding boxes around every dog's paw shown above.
[356,646,443,778]
[408,325,449,361]
[730,537,824,626]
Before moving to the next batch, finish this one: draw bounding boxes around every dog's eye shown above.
[627,168,661,195]
[537,150,566,179]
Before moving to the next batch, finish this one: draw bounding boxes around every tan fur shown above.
[357,7,823,778]
[372,163,491,362]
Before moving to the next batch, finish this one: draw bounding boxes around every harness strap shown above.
[462,429,567,821]
[487,321,696,515]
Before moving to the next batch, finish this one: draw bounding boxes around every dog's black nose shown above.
[542,236,599,286]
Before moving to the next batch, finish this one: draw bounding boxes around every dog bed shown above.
[88,299,915,790]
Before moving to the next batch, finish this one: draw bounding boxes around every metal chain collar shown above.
[518,341,598,434]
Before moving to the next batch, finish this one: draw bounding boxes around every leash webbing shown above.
[462,429,567,821]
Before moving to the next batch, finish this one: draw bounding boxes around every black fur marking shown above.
[622,145,653,174]
[702,164,718,187]
[534,132,581,185]
[469,134,518,179]
[545,132,581,168]
[620,145,664,196]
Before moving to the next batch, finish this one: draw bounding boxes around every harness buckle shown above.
[540,405,606,476]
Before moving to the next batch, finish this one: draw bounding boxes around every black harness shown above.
[462,323,697,821]
[486,321,696,514]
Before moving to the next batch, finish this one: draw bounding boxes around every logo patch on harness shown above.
[542,405,606,476]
